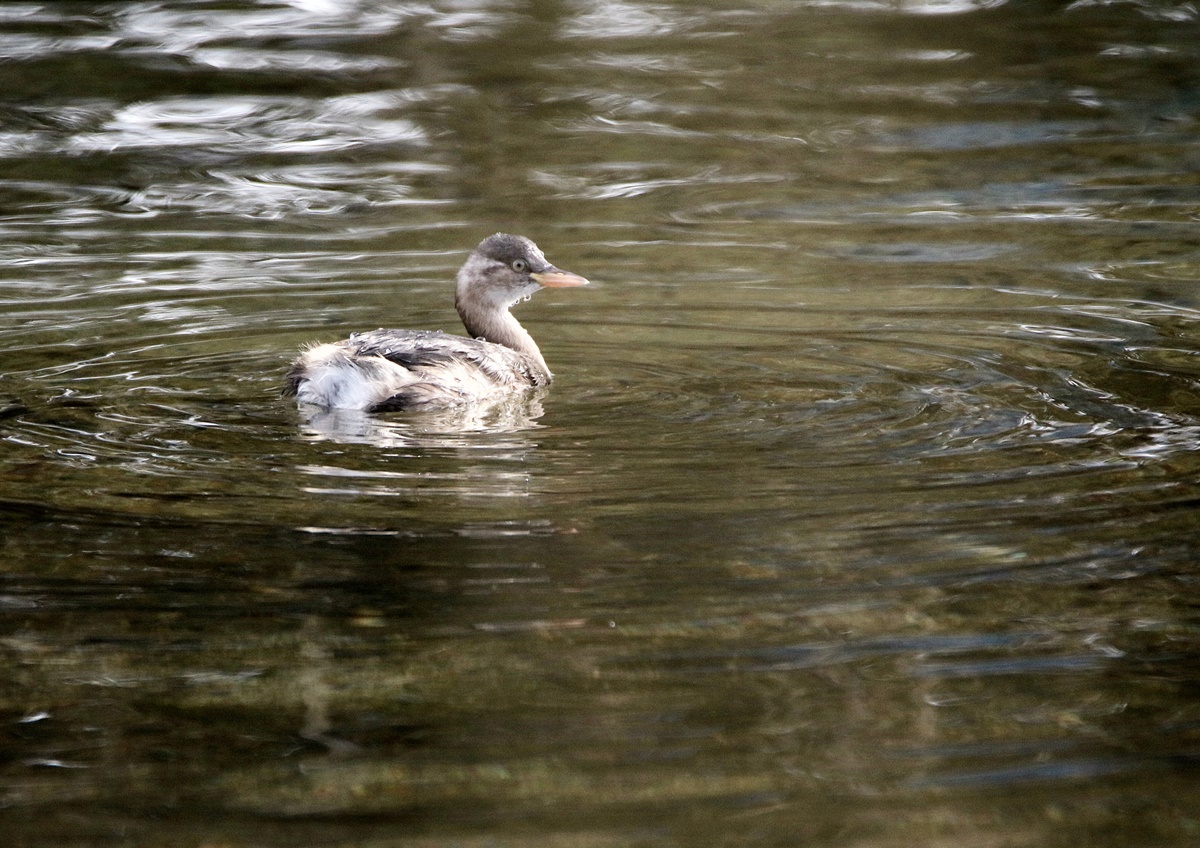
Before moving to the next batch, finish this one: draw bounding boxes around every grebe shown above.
[284,234,588,411]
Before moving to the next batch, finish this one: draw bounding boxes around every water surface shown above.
[2,1,1199,846]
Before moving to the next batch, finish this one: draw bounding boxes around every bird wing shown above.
[346,329,542,381]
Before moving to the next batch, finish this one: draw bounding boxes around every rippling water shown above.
[2,1,1200,845]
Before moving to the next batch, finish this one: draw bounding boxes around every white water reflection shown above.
[296,392,546,448]
[189,47,400,73]
[113,1,414,50]
[563,0,699,39]
[69,93,427,156]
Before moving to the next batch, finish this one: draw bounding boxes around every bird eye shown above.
[511,259,528,272]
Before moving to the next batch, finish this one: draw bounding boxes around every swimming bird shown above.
[284,234,588,411]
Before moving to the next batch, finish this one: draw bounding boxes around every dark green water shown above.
[1,1,1199,845]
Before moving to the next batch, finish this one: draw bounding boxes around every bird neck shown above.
[456,296,551,378]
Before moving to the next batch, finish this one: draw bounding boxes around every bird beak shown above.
[530,269,589,288]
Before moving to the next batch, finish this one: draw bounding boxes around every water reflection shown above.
[113,1,417,51]
[296,392,545,447]
[70,93,428,157]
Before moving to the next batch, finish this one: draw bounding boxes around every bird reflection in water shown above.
[296,390,547,448]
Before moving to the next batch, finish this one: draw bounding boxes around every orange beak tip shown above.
[531,270,590,288]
